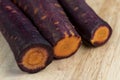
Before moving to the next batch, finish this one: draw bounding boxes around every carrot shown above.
[58,0,112,47]
[0,0,53,73]
[12,0,81,58]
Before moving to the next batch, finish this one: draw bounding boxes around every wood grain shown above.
[0,0,119,80]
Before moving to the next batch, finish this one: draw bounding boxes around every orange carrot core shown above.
[54,36,81,58]
[91,26,109,45]
[21,47,48,69]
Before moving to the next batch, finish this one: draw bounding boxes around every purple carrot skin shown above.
[58,0,112,47]
[0,0,53,73]
[12,0,81,58]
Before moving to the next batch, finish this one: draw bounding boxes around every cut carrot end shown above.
[54,36,81,58]
[91,26,110,45]
[21,47,48,70]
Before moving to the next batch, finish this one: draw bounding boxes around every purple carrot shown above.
[0,0,53,73]
[58,0,112,47]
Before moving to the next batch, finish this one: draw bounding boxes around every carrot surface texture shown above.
[12,0,81,58]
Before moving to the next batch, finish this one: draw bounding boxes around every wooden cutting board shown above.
[0,0,120,80]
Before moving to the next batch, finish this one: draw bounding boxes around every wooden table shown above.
[0,0,120,80]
